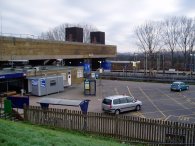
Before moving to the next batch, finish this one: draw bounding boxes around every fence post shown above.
[23,104,27,121]
[114,115,119,137]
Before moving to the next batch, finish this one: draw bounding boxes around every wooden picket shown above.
[24,106,195,145]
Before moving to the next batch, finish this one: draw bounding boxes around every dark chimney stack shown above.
[65,27,83,42]
[90,31,105,44]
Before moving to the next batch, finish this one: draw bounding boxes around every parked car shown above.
[102,95,142,114]
[170,81,189,92]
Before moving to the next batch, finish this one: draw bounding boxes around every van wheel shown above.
[179,89,182,92]
[136,105,141,111]
[115,109,120,115]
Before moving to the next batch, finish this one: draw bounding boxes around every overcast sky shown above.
[1,0,195,53]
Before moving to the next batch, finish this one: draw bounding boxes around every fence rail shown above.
[24,106,195,145]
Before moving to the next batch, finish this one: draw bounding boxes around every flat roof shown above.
[38,98,85,106]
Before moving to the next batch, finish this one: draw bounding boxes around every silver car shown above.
[102,95,142,114]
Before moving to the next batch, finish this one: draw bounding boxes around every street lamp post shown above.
[157,52,160,72]
[144,53,148,75]
[190,53,195,73]
[98,61,102,85]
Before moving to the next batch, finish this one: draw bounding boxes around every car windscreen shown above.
[172,83,179,86]
[102,99,112,105]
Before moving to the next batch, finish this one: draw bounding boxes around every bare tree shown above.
[162,16,179,68]
[188,19,195,53]
[177,16,194,70]
[40,23,72,41]
[80,24,98,43]
[40,23,98,43]
[135,21,162,72]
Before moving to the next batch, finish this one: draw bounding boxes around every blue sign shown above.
[84,63,91,74]
[40,78,46,88]
[0,73,24,79]
[32,79,38,86]
[102,61,111,70]
[7,96,29,109]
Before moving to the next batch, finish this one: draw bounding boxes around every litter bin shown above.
[4,99,12,115]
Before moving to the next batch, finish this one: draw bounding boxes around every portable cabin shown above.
[27,75,64,96]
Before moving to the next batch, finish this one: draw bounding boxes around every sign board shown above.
[169,69,176,72]
[84,63,91,74]
[40,78,46,88]
[0,73,24,79]
[91,73,95,78]
[99,68,103,73]
[32,79,38,86]
[84,80,90,89]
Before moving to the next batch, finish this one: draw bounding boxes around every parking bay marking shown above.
[114,88,119,95]
[140,107,195,116]
[131,111,146,118]
[158,89,189,110]
[164,115,195,123]
[127,86,134,97]
[176,93,195,104]
[139,87,167,119]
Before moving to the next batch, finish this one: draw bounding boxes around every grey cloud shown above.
[180,0,195,10]
[1,0,195,52]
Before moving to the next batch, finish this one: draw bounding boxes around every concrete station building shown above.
[0,27,117,95]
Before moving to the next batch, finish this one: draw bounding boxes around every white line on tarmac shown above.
[127,86,146,118]
[136,111,146,118]
[127,86,134,97]
[139,107,195,115]
[158,89,189,110]
[114,88,119,95]
[139,87,166,119]
[164,115,172,121]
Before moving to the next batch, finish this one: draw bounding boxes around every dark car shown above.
[170,81,189,91]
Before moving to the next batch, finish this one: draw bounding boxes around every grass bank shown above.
[0,119,134,146]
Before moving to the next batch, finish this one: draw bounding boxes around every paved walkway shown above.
[29,81,104,112]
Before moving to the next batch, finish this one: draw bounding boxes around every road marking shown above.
[165,115,190,122]
[131,111,146,118]
[139,107,195,115]
[127,86,134,97]
[164,115,172,121]
[114,88,119,95]
[139,87,166,119]
[157,89,189,110]
[178,116,190,121]
[136,111,146,118]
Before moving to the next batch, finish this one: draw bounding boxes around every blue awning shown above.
[0,73,25,79]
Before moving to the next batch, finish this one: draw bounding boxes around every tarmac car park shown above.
[29,79,195,124]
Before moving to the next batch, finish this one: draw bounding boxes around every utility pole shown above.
[0,14,2,36]
[163,53,165,74]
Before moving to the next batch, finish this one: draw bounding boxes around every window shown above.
[102,99,111,105]
[113,99,120,104]
[61,73,66,81]
[77,70,83,78]
[50,80,56,86]
[120,98,127,104]
[127,97,134,103]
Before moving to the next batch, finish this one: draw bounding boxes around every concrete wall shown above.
[0,36,117,61]
[25,66,84,85]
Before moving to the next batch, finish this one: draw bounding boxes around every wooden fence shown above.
[24,106,195,145]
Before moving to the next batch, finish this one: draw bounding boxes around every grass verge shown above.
[0,119,134,146]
